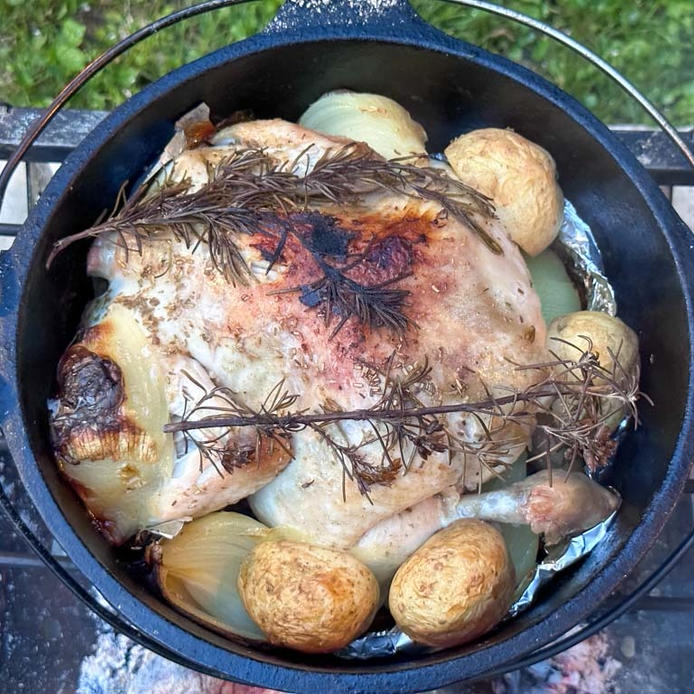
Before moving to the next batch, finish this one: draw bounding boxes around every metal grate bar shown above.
[633,596,694,612]
[613,128,694,185]
[3,543,690,612]
[0,223,22,236]
[0,107,108,162]
[0,550,74,570]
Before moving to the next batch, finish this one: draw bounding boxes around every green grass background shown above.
[1,0,692,125]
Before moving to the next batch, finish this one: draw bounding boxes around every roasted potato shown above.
[547,310,639,382]
[388,519,515,647]
[238,540,379,653]
[445,128,563,256]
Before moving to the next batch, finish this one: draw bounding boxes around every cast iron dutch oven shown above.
[1,1,693,691]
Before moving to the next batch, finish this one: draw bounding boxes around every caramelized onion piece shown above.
[50,303,173,543]
[300,91,428,160]
[154,512,270,642]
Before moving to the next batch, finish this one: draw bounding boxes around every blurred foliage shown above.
[0,0,283,110]
[0,0,692,124]
[413,0,694,125]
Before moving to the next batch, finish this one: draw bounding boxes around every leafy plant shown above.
[412,0,694,125]
[0,0,283,110]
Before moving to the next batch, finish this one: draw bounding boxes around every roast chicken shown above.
[50,110,549,552]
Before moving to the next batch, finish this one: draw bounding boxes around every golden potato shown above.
[388,519,515,647]
[238,540,379,653]
[445,128,563,256]
[547,310,639,382]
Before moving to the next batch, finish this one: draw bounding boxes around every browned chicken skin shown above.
[51,119,549,547]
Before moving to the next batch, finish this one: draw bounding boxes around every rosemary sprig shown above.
[272,247,415,337]
[45,149,275,283]
[165,342,644,495]
[307,419,402,498]
[46,143,497,278]
[296,145,499,252]
[46,142,498,337]
[178,372,297,477]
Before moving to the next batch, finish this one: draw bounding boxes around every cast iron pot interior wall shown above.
[1,4,693,692]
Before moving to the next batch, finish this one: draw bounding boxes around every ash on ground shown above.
[76,623,622,694]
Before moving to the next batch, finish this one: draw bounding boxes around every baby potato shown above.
[445,128,563,256]
[389,519,515,648]
[238,540,379,653]
[547,310,639,382]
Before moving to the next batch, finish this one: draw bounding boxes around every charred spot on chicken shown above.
[51,345,125,463]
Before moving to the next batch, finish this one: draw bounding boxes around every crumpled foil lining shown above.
[557,200,616,315]
[338,200,620,660]
[507,505,619,617]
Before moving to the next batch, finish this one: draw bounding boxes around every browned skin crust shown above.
[151,431,292,525]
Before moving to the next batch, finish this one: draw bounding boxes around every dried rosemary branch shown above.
[165,343,644,495]
[45,149,274,283]
[46,142,497,278]
[296,145,499,252]
[46,141,498,336]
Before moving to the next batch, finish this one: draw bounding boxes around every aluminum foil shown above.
[557,200,616,315]
[338,625,421,659]
[338,200,621,661]
[508,506,619,617]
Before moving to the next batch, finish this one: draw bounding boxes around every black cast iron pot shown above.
[1,1,693,691]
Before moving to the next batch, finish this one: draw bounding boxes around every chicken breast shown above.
[51,118,548,546]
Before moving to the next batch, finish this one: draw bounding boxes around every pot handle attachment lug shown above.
[266,0,424,35]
